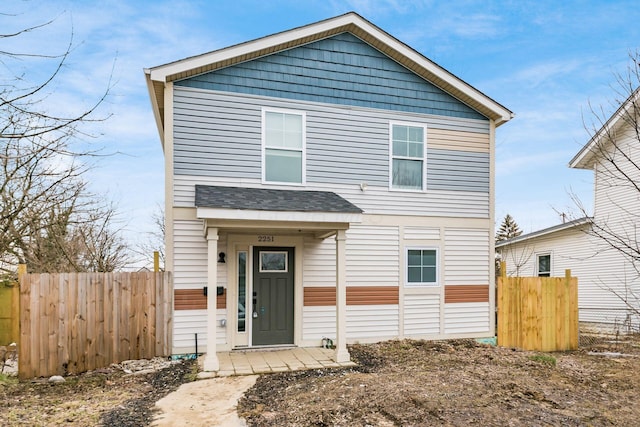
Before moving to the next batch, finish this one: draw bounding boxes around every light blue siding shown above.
[173,89,262,179]
[427,150,489,192]
[175,33,486,121]
[173,87,489,193]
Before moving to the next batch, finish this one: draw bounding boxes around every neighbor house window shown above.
[390,123,425,190]
[406,248,438,286]
[537,254,551,277]
[263,109,305,184]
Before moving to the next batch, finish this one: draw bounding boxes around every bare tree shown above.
[134,205,165,271]
[0,134,131,272]
[0,11,126,274]
[573,51,640,321]
[1,14,109,143]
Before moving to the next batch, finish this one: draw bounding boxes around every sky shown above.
[3,0,640,260]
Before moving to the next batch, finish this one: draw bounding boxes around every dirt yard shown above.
[1,335,639,426]
[0,358,197,426]
[239,336,640,426]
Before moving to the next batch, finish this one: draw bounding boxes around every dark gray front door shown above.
[252,247,294,346]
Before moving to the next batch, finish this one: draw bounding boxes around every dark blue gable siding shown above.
[176,33,486,121]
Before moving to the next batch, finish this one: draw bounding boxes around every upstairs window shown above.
[263,109,305,184]
[390,123,425,191]
[537,253,551,277]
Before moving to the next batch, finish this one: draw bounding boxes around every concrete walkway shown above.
[213,346,355,376]
[153,347,356,426]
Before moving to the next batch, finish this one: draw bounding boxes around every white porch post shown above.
[335,229,350,362]
[203,226,219,371]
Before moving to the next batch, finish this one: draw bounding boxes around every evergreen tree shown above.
[496,214,522,242]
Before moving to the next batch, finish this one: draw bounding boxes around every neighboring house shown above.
[496,89,640,333]
[145,12,513,370]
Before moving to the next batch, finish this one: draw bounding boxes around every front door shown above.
[252,247,294,346]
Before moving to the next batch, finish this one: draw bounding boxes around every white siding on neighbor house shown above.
[593,127,640,240]
[499,226,638,326]
[500,227,593,278]
[302,306,336,342]
[444,228,490,284]
[403,294,440,336]
[303,237,336,287]
[403,226,440,240]
[347,305,399,340]
[346,225,399,286]
[175,175,490,218]
[444,302,490,334]
[589,126,640,328]
[173,309,227,353]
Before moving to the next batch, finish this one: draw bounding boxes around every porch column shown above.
[203,227,219,371]
[335,229,350,362]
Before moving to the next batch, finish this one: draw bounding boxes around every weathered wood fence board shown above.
[19,272,172,379]
[497,269,578,351]
[0,283,19,345]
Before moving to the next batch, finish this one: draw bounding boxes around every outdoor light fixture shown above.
[218,252,226,263]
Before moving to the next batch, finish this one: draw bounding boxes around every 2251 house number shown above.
[258,235,274,242]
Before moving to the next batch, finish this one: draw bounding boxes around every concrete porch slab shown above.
[198,347,356,377]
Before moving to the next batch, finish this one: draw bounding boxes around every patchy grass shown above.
[0,373,18,386]
[528,353,557,366]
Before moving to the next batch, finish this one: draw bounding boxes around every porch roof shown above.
[195,185,362,213]
[195,185,362,234]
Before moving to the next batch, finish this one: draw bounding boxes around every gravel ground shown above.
[100,359,197,426]
[0,358,196,426]
[3,334,640,426]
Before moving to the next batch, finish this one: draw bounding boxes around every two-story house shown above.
[496,88,640,333]
[145,12,512,371]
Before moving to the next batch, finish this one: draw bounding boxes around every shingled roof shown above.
[195,185,362,214]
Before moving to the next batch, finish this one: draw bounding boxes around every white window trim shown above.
[535,252,552,277]
[389,120,427,192]
[405,247,439,287]
[261,107,306,186]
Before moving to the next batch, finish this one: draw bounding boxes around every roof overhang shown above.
[144,12,513,148]
[495,217,591,248]
[195,185,362,238]
[197,207,361,224]
[197,208,361,239]
[569,88,640,169]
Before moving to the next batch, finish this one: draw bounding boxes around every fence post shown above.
[14,264,26,344]
[154,251,160,273]
[497,261,506,346]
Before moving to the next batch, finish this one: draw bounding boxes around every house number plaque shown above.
[257,235,275,242]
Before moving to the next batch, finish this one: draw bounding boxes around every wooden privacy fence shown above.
[497,268,578,351]
[19,271,173,379]
[0,282,19,346]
